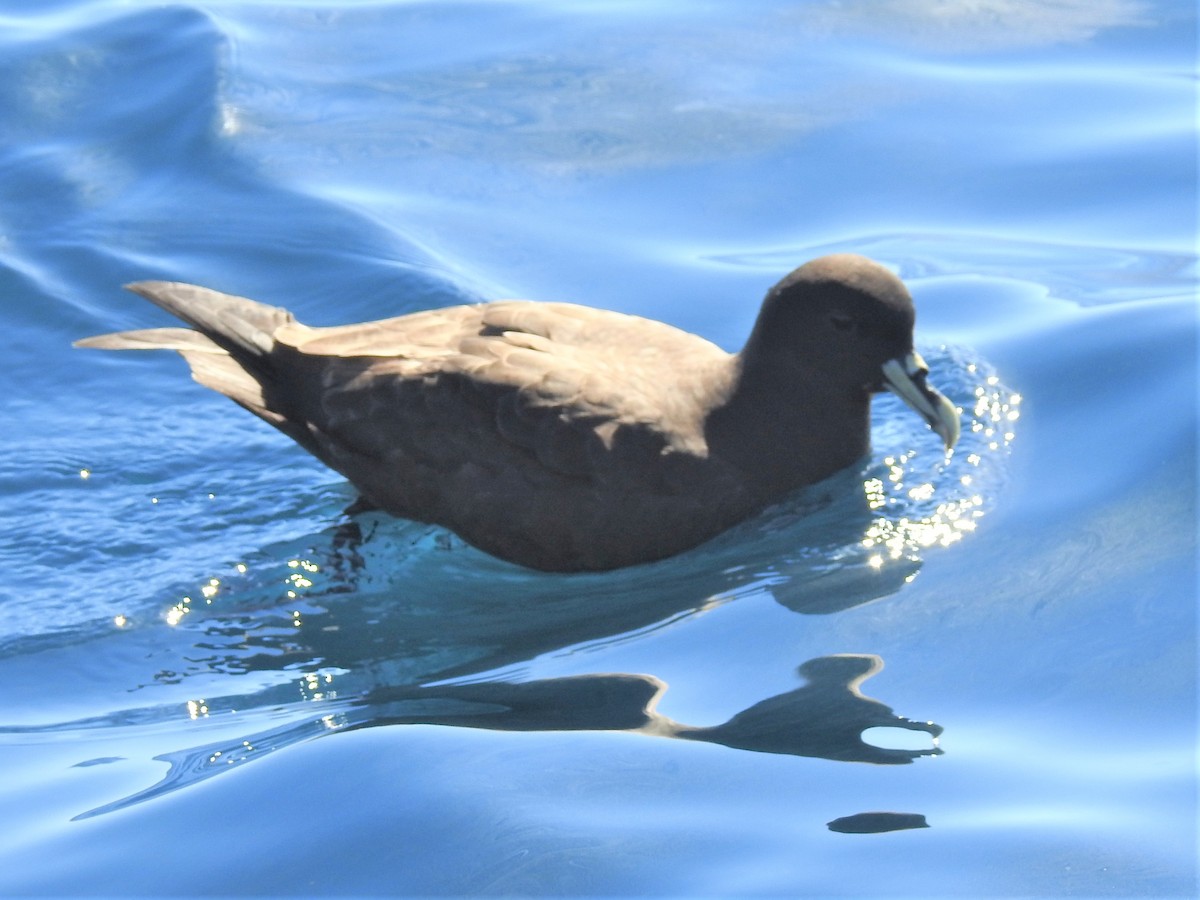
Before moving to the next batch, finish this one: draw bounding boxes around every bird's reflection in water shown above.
[76,653,939,819]
[357,654,941,765]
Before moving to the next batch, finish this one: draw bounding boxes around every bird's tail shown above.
[75,281,296,359]
[74,282,322,455]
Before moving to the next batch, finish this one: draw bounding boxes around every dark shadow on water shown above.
[827,812,931,834]
[74,653,941,820]
[359,653,942,765]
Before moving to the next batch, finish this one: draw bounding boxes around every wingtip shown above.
[123,280,168,297]
[74,333,122,350]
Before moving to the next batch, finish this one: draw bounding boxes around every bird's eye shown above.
[829,312,855,332]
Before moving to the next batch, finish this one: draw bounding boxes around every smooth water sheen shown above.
[1,1,1195,896]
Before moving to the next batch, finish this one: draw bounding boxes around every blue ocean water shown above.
[0,0,1195,895]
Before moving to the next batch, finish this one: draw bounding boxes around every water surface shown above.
[0,1,1195,895]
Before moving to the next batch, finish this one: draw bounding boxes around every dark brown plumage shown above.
[76,253,959,571]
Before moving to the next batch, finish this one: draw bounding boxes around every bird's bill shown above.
[881,351,961,450]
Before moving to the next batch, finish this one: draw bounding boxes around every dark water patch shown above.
[828,811,930,834]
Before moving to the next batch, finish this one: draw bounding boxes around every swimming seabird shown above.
[76,253,959,571]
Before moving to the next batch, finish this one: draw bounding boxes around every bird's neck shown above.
[704,355,871,498]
